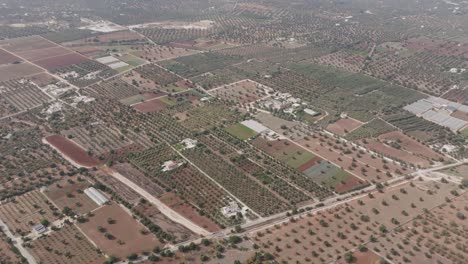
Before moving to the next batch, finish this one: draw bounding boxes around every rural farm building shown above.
[84,187,109,206]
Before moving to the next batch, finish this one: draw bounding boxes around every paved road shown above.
[101,167,211,236]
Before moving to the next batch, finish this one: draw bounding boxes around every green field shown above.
[160,84,187,93]
[284,150,316,169]
[462,127,468,138]
[159,96,177,106]
[321,170,352,189]
[226,123,258,140]
[119,94,146,105]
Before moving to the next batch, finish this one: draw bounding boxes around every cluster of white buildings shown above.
[257,92,319,117]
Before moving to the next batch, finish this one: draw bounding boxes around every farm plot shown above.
[44,135,102,168]
[0,36,56,54]
[361,131,446,168]
[256,113,409,183]
[28,224,105,264]
[87,78,140,100]
[121,70,160,91]
[171,38,237,50]
[326,117,363,136]
[252,137,365,194]
[133,200,197,243]
[383,111,464,151]
[252,180,461,264]
[251,137,316,170]
[93,171,141,205]
[159,192,221,232]
[132,97,172,113]
[226,122,258,140]
[77,203,161,259]
[345,119,396,141]
[364,184,466,264]
[442,88,468,104]
[159,52,242,78]
[134,63,183,88]
[190,68,245,90]
[314,50,367,73]
[53,60,117,87]
[112,162,166,198]
[128,144,179,175]
[26,72,58,87]
[131,44,199,62]
[44,176,98,215]
[0,190,59,235]
[61,124,133,157]
[209,79,270,104]
[63,30,145,46]
[181,103,241,131]
[0,63,43,82]
[17,46,72,62]
[0,121,73,200]
[183,146,290,216]
[135,27,214,45]
[34,53,91,71]
[437,164,468,180]
[0,79,51,117]
[0,49,21,64]
[160,164,245,227]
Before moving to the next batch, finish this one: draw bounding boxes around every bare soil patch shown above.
[78,203,161,259]
[326,118,363,136]
[0,49,21,64]
[34,53,91,71]
[45,135,102,168]
[0,63,43,81]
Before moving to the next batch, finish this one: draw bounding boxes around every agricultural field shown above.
[209,79,270,105]
[0,190,59,236]
[28,224,106,264]
[252,180,463,264]
[130,44,200,62]
[43,176,99,215]
[0,120,74,200]
[77,203,161,259]
[0,79,52,118]
[326,117,363,136]
[226,122,258,140]
[181,102,242,131]
[0,1,467,264]
[159,52,243,78]
[183,146,291,216]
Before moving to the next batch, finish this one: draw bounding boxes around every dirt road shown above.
[101,167,211,236]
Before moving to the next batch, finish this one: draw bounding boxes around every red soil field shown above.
[34,53,90,70]
[359,131,445,167]
[78,203,161,259]
[133,99,168,113]
[337,250,380,264]
[0,62,43,82]
[335,175,368,194]
[0,36,56,53]
[297,156,322,172]
[160,192,221,232]
[0,49,21,64]
[45,135,102,167]
[19,46,72,62]
[326,118,362,136]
